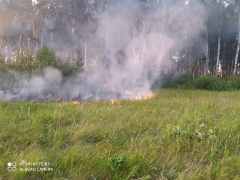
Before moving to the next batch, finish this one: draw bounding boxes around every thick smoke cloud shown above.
[0,0,206,101]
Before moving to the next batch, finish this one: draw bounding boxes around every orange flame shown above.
[109,88,156,104]
[134,91,156,101]
[110,99,118,104]
[72,101,80,104]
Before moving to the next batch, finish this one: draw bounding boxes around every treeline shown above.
[0,46,84,91]
[167,0,240,77]
[155,75,240,91]
[0,46,84,77]
[0,0,240,78]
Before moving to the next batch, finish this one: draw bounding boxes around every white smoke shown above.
[0,0,206,101]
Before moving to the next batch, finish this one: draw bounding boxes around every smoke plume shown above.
[0,0,206,102]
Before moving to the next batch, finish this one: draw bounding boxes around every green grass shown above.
[0,89,240,179]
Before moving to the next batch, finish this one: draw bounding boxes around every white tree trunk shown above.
[234,36,240,75]
[204,27,209,75]
[215,28,221,77]
[50,32,53,48]
[40,31,43,49]
[0,27,3,61]
[27,23,30,49]
[233,8,240,75]
[19,28,22,48]
[33,25,39,53]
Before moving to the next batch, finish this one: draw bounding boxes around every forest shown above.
[0,0,239,76]
[0,0,240,101]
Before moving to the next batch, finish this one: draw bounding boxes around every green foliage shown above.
[101,154,125,171]
[35,46,58,69]
[74,50,84,72]
[35,46,84,77]
[0,47,84,87]
[192,76,222,90]
[8,49,39,76]
[0,53,6,71]
[57,57,84,77]
[57,61,76,77]
[159,75,240,91]
[0,71,19,90]
[158,74,192,89]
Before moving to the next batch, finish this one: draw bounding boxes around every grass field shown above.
[0,89,240,180]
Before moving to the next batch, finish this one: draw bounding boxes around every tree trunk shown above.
[233,7,240,75]
[204,26,209,75]
[215,27,221,77]
[50,31,53,49]
[19,28,22,48]
[40,32,43,49]
[27,23,30,49]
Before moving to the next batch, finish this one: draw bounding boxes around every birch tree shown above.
[233,0,240,75]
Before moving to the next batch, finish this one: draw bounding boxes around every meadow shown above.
[0,89,240,180]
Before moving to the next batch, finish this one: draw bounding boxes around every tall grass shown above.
[0,90,240,179]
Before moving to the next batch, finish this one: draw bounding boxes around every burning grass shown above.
[110,91,156,104]
[0,89,240,179]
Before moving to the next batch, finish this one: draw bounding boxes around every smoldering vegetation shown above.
[0,0,207,101]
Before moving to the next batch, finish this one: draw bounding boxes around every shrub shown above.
[192,76,221,90]
[159,75,240,91]
[57,55,84,77]
[35,46,58,69]
[153,74,192,90]
[0,53,6,71]
[7,48,39,76]
[223,76,240,90]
